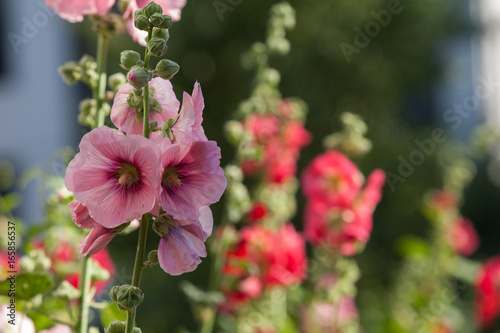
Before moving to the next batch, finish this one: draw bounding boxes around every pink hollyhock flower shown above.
[239,276,262,299]
[245,114,281,144]
[111,78,180,136]
[39,325,72,333]
[283,120,312,151]
[445,217,480,257]
[264,223,307,286]
[156,206,213,275]
[44,0,115,23]
[0,306,35,333]
[125,0,186,45]
[172,82,207,142]
[300,300,359,333]
[303,169,385,256]
[159,138,226,220]
[247,201,268,223]
[301,151,364,206]
[475,256,500,328]
[65,127,161,228]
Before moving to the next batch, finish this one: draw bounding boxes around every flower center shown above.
[114,163,141,186]
[162,166,182,188]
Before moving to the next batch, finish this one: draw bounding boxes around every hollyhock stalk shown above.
[125,26,153,333]
[77,30,110,333]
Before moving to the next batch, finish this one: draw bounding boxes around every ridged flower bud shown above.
[144,2,163,17]
[108,73,127,93]
[147,37,167,57]
[152,28,169,41]
[120,50,141,70]
[106,320,142,333]
[109,285,144,311]
[154,59,179,80]
[157,15,172,29]
[127,65,151,89]
[134,14,150,31]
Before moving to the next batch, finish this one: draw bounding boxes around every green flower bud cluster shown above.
[19,250,51,272]
[58,55,98,87]
[126,87,163,123]
[109,284,144,311]
[108,73,127,93]
[224,165,251,223]
[78,98,110,128]
[152,214,178,237]
[323,112,372,157]
[134,3,173,32]
[144,250,159,268]
[266,2,295,55]
[106,320,142,333]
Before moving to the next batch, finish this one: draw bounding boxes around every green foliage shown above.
[0,273,52,300]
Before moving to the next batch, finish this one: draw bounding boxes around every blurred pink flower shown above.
[65,127,161,228]
[300,300,359,333]
[157,206,213,275]
[111,78,180,136]
[125,0,186,45]
[302,163,385,256]
[301,151,364,206]
[446,217,480,257]
[0,306,35,333]
[44,0,115,23]
[476,256,500,328]
[159,138,226,221]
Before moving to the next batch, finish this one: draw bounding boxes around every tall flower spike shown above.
[65,127,161,228]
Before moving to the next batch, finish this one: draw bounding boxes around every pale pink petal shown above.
[44,0,115,23]
[198,206,213,240]
[158,226,206,276]
[173,83,207,142]
[79,225,118,256]
[111,78,180,135]
[68,200,99,229]
[39,324,72,333]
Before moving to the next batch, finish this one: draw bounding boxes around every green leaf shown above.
[100,302,127,328]
[0,273,52,300]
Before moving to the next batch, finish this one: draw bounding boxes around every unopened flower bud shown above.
[267,36,290,55]
[134,14,150,31]
[147,37,168,57]
[148,250,159,265]
[158,15,172,29]
[144,2,163,17]
[152,28,169,41]
[106,320,125,333]
[127,65,151,89]
[118,0,129,13]
[149,13,165,27]
[224,120,244,145]
[154,59,179,80]
[120,50,141,70]
[108,73,127,93]
[109,285,144,311]
[58,61,82,85]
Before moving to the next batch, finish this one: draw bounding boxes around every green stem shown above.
[77,255,92,333]
[124,214,150,333]
[95,32,109,127]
